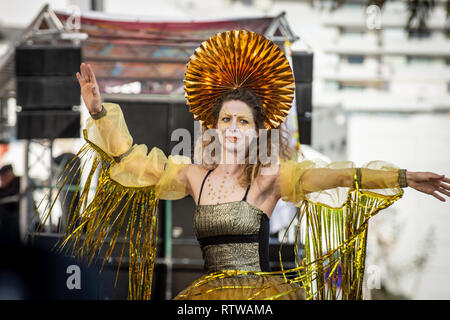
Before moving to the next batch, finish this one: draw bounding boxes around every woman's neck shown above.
[220,146,245,166]
[215,163,240,175]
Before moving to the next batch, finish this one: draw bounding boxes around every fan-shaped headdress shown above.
[184,30,295,129]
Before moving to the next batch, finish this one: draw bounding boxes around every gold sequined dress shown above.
[174,170,305,300]
[40,102,406,300]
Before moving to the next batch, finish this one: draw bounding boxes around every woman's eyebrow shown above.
[237,113,253,120]
[220,111,252,118]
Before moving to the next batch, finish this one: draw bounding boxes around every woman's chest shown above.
[194,202,263,239]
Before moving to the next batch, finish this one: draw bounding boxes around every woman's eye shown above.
[240,119,248,125]
[222,117,230,122]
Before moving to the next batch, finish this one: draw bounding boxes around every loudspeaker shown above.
[15,46,81,139]
[168,102,196,157]
[170,196,197,239]
[295,82,312,114]
[15,46,81,108]
[115,101,195,156]
[16,77,80,107]
[96,100,196,241]
[119,102,167,153]
[292,51,313,145]
[297,114,312,145]
[291,51,313,83]
[16,110,80,140]
[15,46,81,77]
[117,100,197,240]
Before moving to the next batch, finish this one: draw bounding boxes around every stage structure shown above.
[0,5,87,246]
[0,4,315,299]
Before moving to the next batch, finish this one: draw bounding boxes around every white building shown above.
[283,0,450,299]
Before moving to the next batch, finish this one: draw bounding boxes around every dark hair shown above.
[200,88,294,186]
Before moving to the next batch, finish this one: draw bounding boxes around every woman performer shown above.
[42,30,449,300]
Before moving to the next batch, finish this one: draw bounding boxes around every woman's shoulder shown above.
[184,163,209,180]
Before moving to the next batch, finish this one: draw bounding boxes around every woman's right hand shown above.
[76,63,102,114]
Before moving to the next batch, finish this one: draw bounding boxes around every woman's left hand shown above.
[406,171,450,202]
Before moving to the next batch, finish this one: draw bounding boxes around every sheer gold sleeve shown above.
[156,155,192,200]
[279,158,404,208]
[86,102,191,200]
[85,102,133,157]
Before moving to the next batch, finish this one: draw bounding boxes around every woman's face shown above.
[216,100,257,160]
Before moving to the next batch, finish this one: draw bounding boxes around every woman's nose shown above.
[230,117,238,130]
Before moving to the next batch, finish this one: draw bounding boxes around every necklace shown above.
[206,169,240,204]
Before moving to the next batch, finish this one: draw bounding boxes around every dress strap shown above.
[242,184,251,201]
[198,169,213,205]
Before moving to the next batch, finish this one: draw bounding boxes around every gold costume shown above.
[39,102,404,300]
[38,30,406,300]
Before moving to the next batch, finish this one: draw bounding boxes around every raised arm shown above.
[76,63,191,199]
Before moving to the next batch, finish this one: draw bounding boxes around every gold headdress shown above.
[184,30,295,129]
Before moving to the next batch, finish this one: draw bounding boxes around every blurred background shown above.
[0,0,448,300]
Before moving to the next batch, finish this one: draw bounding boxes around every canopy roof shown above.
[0,5,298,98]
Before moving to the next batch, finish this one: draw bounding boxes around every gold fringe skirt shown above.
[174,273,306,300]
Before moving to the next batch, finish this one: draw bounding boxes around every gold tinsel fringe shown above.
[36,131,159,300]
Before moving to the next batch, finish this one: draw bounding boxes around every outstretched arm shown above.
[332,167,449,202]
[279,159,450,205]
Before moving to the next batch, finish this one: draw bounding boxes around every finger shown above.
[438,186,450,197]
[79,63,85,80]
[81,63,91,83]
[432,192,446,202]
[87,64,97,84]
[440,181,450,190]
[76,72,85,86]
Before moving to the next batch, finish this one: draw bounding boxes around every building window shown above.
[384,28,405,41]
[233,0,253,5]
[341,1,364,9]
[324,80,339,91]
[341,28,365,36]
[409,30,432,39]
[407,55,433,65]
[339,82,365,91]
[345,55,365,64]
[384,55,406,67]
